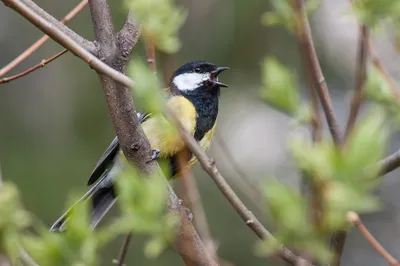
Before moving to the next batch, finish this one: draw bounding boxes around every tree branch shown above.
[215,136,261,209]
[176,124,306,265]
[377,149,400,176]
[179,151,218,259]
[0,0,88,77]
[347,211,400,266]
[0,49,68,84]
[344,25,369,140]
[2,1,307,264]
[88,0,116,59]
[15,0,97,54]
[114,233,132,266]
[117,12,141,61]
[2,0,219,265]
[293,0,342,145]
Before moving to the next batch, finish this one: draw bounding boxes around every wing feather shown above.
[86,112,149,185]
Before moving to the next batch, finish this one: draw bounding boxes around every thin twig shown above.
[347,0,400,102]
[377,149,400,176]
[369,44,400,101]
[344,25,369,139]
[0,0,88,77]
[0,49,68,84]
[3,1,305,263]
[214,136,261,208]
[115,233,132,266]
[176,123,308,265]
[293,0,342,145]
[347,211,400,266]
[178,150,217,259]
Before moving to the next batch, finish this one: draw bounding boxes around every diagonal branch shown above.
[176,124,305,265]
[4,0,217,265]
[344,25,369,140]
[0,49,68,84]
[2,0,307,264]
[0,0,88,77]
[16,0,97,54]
[347,211,400,266]
[293,0,342,145]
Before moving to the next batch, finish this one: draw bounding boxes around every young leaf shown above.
[128,57,166,115]
[260,57,300,115]
[125,0,187,53]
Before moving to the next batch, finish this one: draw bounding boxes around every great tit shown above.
[50,61,229,232]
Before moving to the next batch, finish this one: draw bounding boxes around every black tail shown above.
[50,175,117,232]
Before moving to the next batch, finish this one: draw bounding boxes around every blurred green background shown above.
[2,0,400,265]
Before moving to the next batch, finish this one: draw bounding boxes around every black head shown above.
[170,61,229,96]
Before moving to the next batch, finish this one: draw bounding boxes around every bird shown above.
[50,61,229,232]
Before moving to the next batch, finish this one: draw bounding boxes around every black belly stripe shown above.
[186,93,219,141]
[167,85,220,176]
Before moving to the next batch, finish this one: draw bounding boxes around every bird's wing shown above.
[142,95,197,157]
[86,112,149,185]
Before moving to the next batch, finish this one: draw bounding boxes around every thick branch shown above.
[3,1,306,264]
[3,0,219,265]
[117,13,141,62]
[88,0,116,58]
[16,0,97,54]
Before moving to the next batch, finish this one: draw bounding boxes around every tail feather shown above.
[50,175,116,232]
[90,187,117,228]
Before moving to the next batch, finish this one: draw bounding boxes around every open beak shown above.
[210,67,229,88]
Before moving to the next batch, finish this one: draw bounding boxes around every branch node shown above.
[346,211,360,225]
[130,142,141,151]
[209,158,216,166]
[246,219,254,225]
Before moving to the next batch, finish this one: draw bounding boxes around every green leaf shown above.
[261,0,321,31]
[263,179,310,232]
[340,109,388,180]
[144,237,166,259]
[22,195,100,266]
[0,183,30,261]
[352,0,400,28]
[126,0,187,53]
[365,66,395,103]
[289,136,334,181]
[324,181,380,230]
[114,164,176,258]
[365,66,400,124]
[260,57,300,115]
[128,57,166,115]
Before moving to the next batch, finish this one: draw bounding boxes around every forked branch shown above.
[1,0,309,264]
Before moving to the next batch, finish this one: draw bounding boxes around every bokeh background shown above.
[1,0,400,265]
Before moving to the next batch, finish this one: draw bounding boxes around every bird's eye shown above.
[194,67,201,73]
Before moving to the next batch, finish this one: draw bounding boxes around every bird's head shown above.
[170,61,229,96]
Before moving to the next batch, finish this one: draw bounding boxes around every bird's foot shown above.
[146,149,160,163]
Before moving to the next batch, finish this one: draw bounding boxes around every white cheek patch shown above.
[173,73,210,91]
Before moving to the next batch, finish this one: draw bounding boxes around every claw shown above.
[146,149,160,163]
